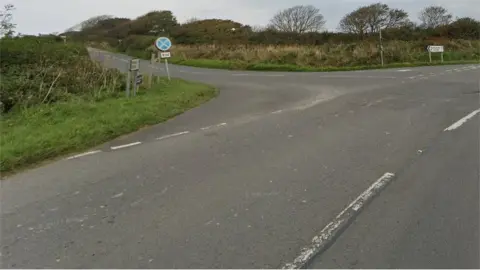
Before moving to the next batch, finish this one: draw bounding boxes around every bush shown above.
[0,36,125,113]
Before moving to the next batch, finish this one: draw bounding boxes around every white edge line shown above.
[156,131,190,141]
[110,141,142,150]
[66,150,102,160]
[282,172,396,269]
[444,109,480,131]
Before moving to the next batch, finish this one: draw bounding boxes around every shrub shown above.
[0,36,125,113]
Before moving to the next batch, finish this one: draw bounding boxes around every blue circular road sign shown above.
[155,37,172,51]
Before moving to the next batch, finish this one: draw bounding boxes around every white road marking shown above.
[282,172,396,269]
[397,69,412,72]
[272,110,283,114]
[111,192,124,199]
[444,109,480,131]
[156,131,190,141]
[232,73,250,76]
[110,141,142,150]
[66,150,102,160]
[201,123,227,130]
[316,75,396,79]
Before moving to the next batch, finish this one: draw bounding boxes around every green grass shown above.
[1,78,217,174]
[170,58,480,72]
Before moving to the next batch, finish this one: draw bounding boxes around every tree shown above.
[171,19,249,44]
[0,4,16,37]
[269,5,326,33]
[338,7,370,37]
[338,3,409,35]
[418,6,452,28]
[446,17,480,39]
[130,11,178,36]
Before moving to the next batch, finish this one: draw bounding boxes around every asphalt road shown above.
[1,50,479,268]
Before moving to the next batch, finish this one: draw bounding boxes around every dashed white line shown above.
[66,150,102,160]
[444,109,480,131]
[272,110,284,114]
[282,172,396,269]
[201,123,227,130]
[156,131,190,140]
[110,141,142,150]
[111,192,124,199]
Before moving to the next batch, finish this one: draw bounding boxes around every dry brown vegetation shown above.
[171,40,480,67]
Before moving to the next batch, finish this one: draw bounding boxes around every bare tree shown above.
[269,5,326,33]
[0,4,16,37]
[338,7,370,37]
[339,3,409,35]
[418,6,452,28]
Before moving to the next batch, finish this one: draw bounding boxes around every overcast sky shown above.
[4,0,480,34]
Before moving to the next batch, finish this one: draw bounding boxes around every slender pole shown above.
[133,70,138,96]
[149,53,154,88]
[165,58,171,81]
[429,51,432,63]
[126,69,131,97]
[379,28,384,67]
[157,51,161,84]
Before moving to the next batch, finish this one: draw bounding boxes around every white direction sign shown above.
[427,45,444,53]
[160,52,171,58]
[130,59,140,71]
[155,37,172,51]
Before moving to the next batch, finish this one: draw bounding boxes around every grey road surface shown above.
[1,51,479,268]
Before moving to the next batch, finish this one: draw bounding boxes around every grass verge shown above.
[1,78,217,174]
[170,58,480,72]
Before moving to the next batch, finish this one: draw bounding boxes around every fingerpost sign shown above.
[427,45,445,63]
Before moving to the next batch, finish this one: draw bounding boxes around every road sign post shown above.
[154,37,172,81]
[134,74,143,96]
[127,59,140,97]
[427,45,444,63]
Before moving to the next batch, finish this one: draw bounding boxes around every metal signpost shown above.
[127,58,140,97]
[427,45,444,63]
[154,37,172,81]
[134,74,143,96]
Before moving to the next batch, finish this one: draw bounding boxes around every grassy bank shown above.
[112,39,479,71]
[1,78,217,174]
[170,40,480,66]
[169,58,480,71]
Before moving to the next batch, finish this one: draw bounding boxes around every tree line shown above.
[6,2,477,47]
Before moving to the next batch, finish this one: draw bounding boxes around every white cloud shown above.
[3,0,479,34]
